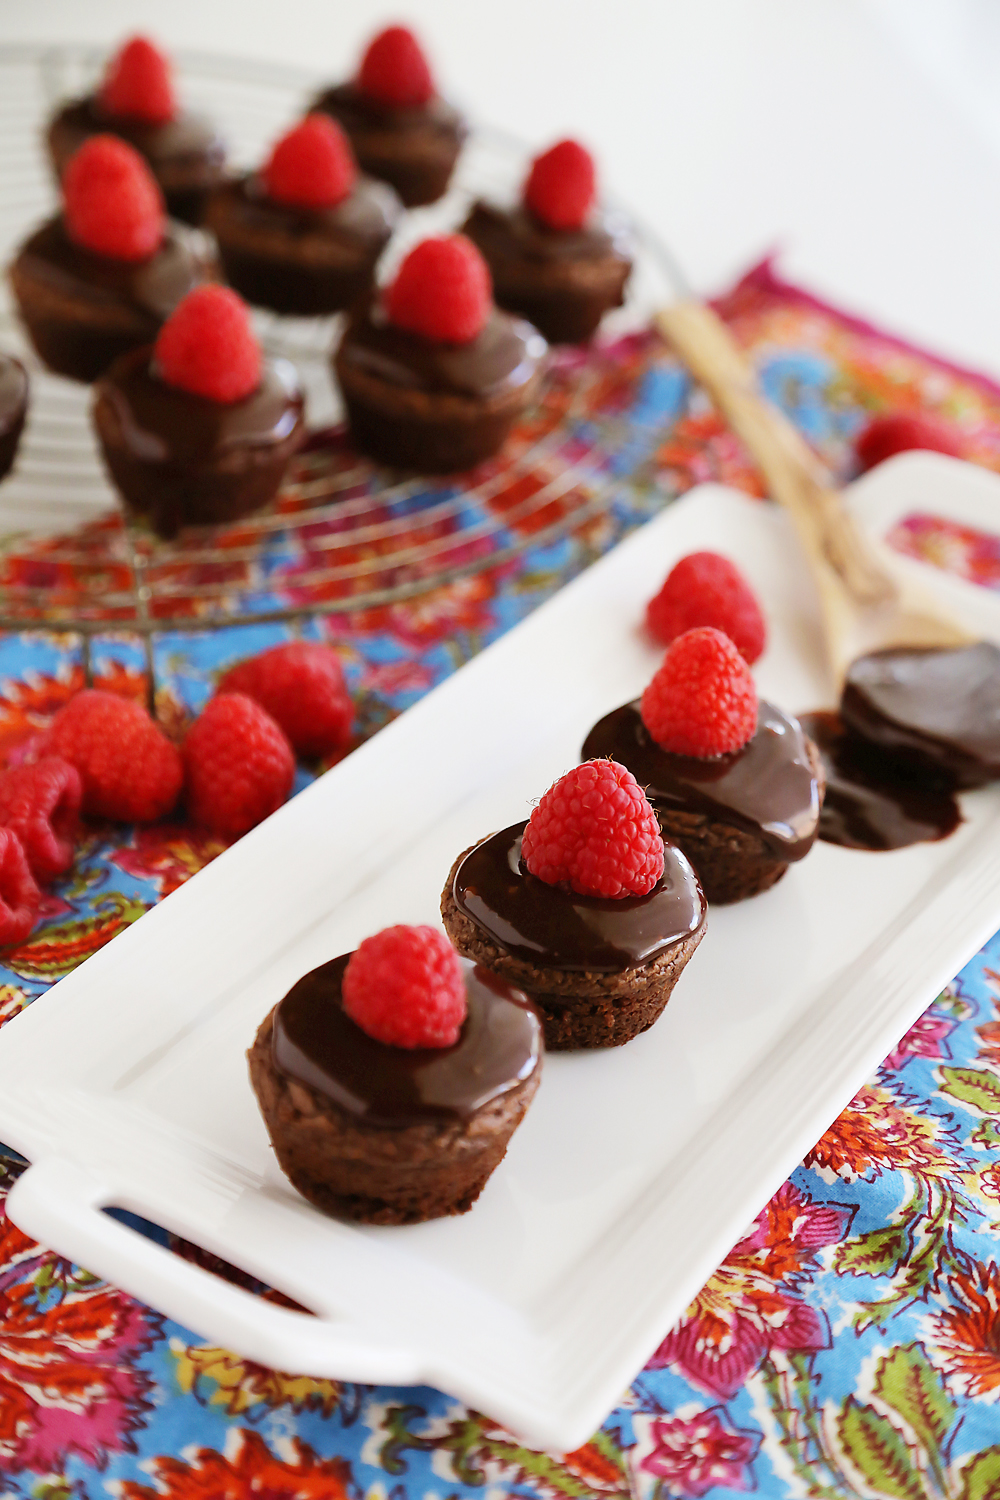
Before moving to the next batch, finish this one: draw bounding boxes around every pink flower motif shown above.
[630,1409,759,1499]
[358,660,435,697]
[882,1007,956,1070]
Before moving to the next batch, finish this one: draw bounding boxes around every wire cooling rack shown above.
[0,43,686,640]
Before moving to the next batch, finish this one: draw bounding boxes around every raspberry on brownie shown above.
[248,924,543,1224]
[46,36,227,226]
[11,135,218,384]
[441,761,707,1050]
[333,234,547,473]
[92,284,305,536]
[203,113,401,317]
[462,138,633,345]
[583,628,825,904]
[311,26,466,208]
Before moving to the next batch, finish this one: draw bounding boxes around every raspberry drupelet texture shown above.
[183,692,295,838]
[854,411,964,473]
[0,829,41,947]
[98,36,177,125]
[524,140,596,232]
[357,26,436,108]
[342,924,467,1048]
[386,235,492,345]
[521,759,664,898]
[263,114,357,210]
[63,135,165,262]
[0,757,82,881]
[641,626,758,758]
[217,642,352,759]
[646,551,767,663]
[44,690,182,823]
[154,285,262,404]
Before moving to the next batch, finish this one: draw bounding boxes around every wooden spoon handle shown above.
[656,301,895,606]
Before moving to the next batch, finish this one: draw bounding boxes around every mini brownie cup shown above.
[334,234,546,473]
[204,114,401,318]
[462,140,632,345]
[46,37,226,226]
[312,26,466,208]
[11,137,216,384]
[248,930,542,1225]
[0,356,28,481]
[583,629,824,905]
[93,285,304,538]
[442,761,707,1051]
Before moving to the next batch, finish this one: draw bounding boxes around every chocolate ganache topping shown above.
[582,700,821,860]
[453,822,705,971]
[338,302,546,400]
[220,173,400,247]
[313,82,465,142]
[16,216,213,323]
[272,953,542,1126]
[50,97,225,179]
[841,643,1000,790]
[96,346,303,464]
[464,200,632,266]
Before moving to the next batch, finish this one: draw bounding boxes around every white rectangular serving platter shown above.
[2,453,1000,1453]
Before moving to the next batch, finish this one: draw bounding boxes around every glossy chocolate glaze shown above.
[799,710,961,850]
[453,821,705,972]
[311,83,465,206]
[313,81,465,143]
[841,644,1000,790]
[337,302,546,400]
[0,356,28,481]
[582,700,821,860]
[464,200,632,266]
[215,172,400,247]
[273,953,542,1126]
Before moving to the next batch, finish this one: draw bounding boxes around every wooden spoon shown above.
[656,300,974,686]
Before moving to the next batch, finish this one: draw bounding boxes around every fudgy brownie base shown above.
[487,254,630,345]
[248,1007,540,1225]
[10,257,163,384]
[653,736,826,905]
[441,850,706,1050]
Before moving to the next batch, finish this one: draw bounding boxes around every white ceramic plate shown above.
[3,456,1000,1453]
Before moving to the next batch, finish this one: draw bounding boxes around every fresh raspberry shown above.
[854,412,964,473]
[217,642,352,758]
[524,140,596,232]
[44,690,182,822]
[0,758,82,881]
[184,693,294,838]
[98,36,177,124]
[154,286,262,404]
[342,925,466,1048]
[357,26,435,108]
[641,627,757,758]
[63,135,165,262]
[521,759,664,898]
[262,114,357,210]
[386,235,492,344]
[0,830,41,948]
[646,551,766,663]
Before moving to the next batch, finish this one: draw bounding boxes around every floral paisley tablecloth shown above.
[4,260,1000,1498]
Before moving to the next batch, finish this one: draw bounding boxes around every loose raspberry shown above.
[646,551,766,663]
[641,627,757,758]
[357,27,435,108]
[184,693,294,838]
[44,690,182,822]
[854,411,965,473]
[524,140,596,232]
[63,135,165,262]
[386,235,492,345]
[262,114,357,210]
[217,642,352,759]
[0,758,82,881]
[98,36,177,125]
[521,760,664,898]
[154,286,262,404]
[342,924,466,1048]
[0,829,41,948]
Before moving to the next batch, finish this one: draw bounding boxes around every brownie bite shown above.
[204,114,400,317]
[0,356,28,482]
[462,140,632,345]
[312,26,466,208]
[249,940,543,1225]
[46,37,226,225]
[93,286,304,537]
